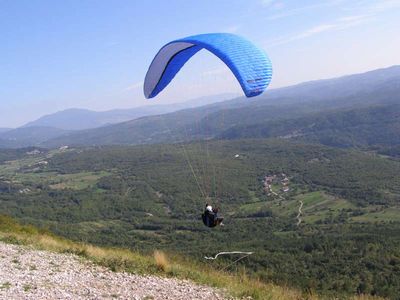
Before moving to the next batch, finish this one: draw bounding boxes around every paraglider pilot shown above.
[203,203,224,227]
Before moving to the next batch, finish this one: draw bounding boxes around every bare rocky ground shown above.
[0,242,227,300]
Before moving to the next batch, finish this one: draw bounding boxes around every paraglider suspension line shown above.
[180,144,207,200]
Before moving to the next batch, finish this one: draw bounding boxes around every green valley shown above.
[1,139,399,298]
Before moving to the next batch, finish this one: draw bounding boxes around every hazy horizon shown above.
[1,0,400,127]
[1,63,399,129]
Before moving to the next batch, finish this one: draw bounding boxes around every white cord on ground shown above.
[204,251,254,260]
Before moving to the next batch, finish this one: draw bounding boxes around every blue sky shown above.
[1,0,399,127]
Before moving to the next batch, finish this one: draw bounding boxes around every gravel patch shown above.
[0,242,227,300]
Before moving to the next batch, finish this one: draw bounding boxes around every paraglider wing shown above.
[144,33,272,99]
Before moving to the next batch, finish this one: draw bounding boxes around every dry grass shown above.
[154,250,170,272]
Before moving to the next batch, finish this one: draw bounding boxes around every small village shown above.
[262,173,290,196]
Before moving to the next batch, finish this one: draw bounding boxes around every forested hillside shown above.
[220,104,400,148]
[1,67,399,298]
[1,140,400,298]
[3,0,400,298]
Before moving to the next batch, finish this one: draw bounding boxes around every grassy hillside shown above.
[0,140,400,298]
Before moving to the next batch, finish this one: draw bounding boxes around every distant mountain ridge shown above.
[0,127,71,148]
[0,94,236,148]
[43,65,400,148]
[22,94,238,130]
[1,65,399,149]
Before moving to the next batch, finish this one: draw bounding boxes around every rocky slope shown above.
[0,242,227,300]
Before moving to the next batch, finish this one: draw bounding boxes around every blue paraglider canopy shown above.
[144,33,272,99]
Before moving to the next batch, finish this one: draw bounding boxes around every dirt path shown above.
[0,242,227,300]
[296,200,304,226]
